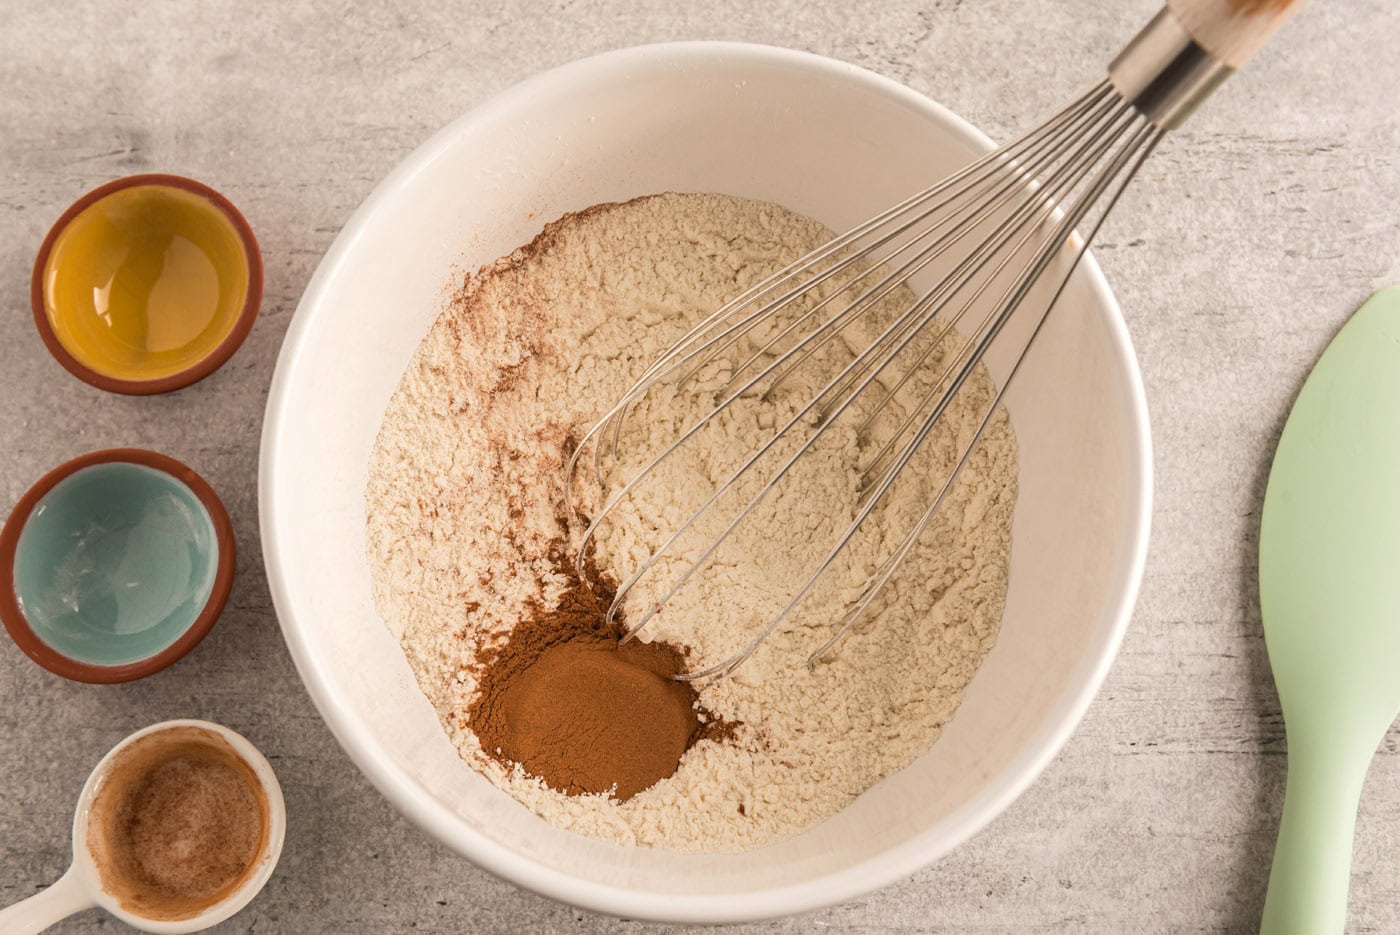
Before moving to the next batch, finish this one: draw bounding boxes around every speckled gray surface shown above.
[3,1,1399,932]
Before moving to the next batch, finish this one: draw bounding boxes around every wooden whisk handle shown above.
[1167,0,1307,69]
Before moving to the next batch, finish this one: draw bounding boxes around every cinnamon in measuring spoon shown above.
[470,554,730,801]
[86,726,269,921]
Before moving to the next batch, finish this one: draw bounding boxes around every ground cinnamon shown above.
[469,553,728,801]
[86,727,268,921]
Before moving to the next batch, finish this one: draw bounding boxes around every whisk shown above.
[566,0,1304,681]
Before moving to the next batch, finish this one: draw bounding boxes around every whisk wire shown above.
[674,112,1158,681]
[616,82,1114,395]
[575,85,1128,573]
[564,82,1118,494]
[853,97,1142,491]
[851,92,1136,453]
[807,125,1164,668]
[684,121,1160,681]
[723,86,1122,402]
[563,18,1199,681]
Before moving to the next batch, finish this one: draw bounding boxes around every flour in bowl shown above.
[366,193,1018,851]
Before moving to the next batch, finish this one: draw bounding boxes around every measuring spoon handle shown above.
[0,865,95,934]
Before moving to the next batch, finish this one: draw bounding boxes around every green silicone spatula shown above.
[1259,286,1400,934]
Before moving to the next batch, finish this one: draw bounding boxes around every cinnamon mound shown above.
[469,558,726,801]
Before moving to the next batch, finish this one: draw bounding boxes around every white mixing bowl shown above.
[260,42,1151,923]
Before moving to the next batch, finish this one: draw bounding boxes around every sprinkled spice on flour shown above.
[469,547,733,801]
[366,193,1018,852]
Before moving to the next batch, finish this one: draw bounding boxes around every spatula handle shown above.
[1167,0,1306,68]
[1260,735,1374,935]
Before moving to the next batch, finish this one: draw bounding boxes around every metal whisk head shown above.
[565,6,1259,681]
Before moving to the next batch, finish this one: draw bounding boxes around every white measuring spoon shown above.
[0,719,285,934]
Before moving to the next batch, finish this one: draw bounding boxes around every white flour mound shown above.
[366,193,1018,852]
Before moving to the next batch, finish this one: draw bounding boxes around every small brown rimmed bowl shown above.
[0,449,235,683]
[31,174,262,395]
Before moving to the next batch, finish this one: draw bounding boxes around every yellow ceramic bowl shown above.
[31,174,262,395]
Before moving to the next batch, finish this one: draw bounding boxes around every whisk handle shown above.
[1167,0,1306,69]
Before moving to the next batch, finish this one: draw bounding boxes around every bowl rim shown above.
[0,448,236,683]
[259,40,1152,924]
[29,173,264,396]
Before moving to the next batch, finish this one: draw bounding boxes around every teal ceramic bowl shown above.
[0,449,234,683]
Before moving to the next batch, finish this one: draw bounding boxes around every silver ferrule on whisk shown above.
[1108,7,1232,130]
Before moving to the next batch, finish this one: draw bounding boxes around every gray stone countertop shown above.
[3,1,1399,932]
